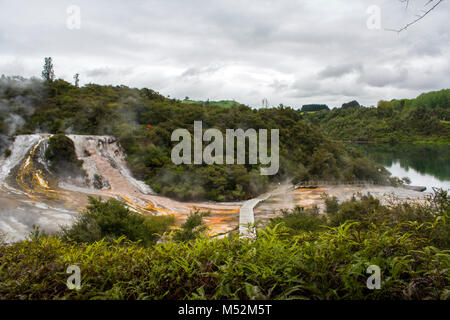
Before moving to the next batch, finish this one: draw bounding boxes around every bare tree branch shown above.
[400,0,411,10]
[386,0,445,33]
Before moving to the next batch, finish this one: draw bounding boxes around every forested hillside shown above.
[305,89,450,144]
[181,99,241,108]
[0,76,389,201]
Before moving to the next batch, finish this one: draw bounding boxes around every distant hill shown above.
[376,89,450,112]
[301,104,329,112]
[304,89,450,144]
[182,99,242,108]
[409,89,450,110]
[341,100,360,109]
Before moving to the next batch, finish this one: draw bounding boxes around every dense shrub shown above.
[328,194,385,226]
[323,194,339,215]
[270,189,449,240]
[61,197,175,247]
[268,206,327,234]
[326,190,449,229]
[172,211,210,242]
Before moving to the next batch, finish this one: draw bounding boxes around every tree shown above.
[73,73,80,87]
[301,104,329,112]
[341,100,360,109]
[41,57,55,82]
[61,197,175,246]
[173,211,210,241]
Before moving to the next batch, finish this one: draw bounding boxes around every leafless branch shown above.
[386,0,445,33]
[400,0,411,10]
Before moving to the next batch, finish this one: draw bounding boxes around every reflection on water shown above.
[348,143,450,191]
[387,161,450,190]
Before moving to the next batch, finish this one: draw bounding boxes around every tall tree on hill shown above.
[73,73,80,87]
[41,57,55,83]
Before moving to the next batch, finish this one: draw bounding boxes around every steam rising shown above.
[0,76,41,153]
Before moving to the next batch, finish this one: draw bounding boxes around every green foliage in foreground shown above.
[0,218,448,300]
[0,192,448,300]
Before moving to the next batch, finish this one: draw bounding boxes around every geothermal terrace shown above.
[0,134,428,241]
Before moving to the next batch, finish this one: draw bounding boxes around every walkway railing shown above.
[295,180,378,187]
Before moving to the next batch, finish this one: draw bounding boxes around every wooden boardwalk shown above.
[239,184,293,238]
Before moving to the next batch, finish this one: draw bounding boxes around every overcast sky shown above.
[1,0,449,108]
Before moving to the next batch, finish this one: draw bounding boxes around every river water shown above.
[349,143,450,191]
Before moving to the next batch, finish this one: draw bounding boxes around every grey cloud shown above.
[359,66,409,88]
[270,79,290,92]
[181,64,223,78]
[318,64,363,79]
[86,66,136,79]
[410,40,442,57]
[86,67,112,78]
[0,0,449,108]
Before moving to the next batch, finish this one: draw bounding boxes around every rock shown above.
[93,173,110,190]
